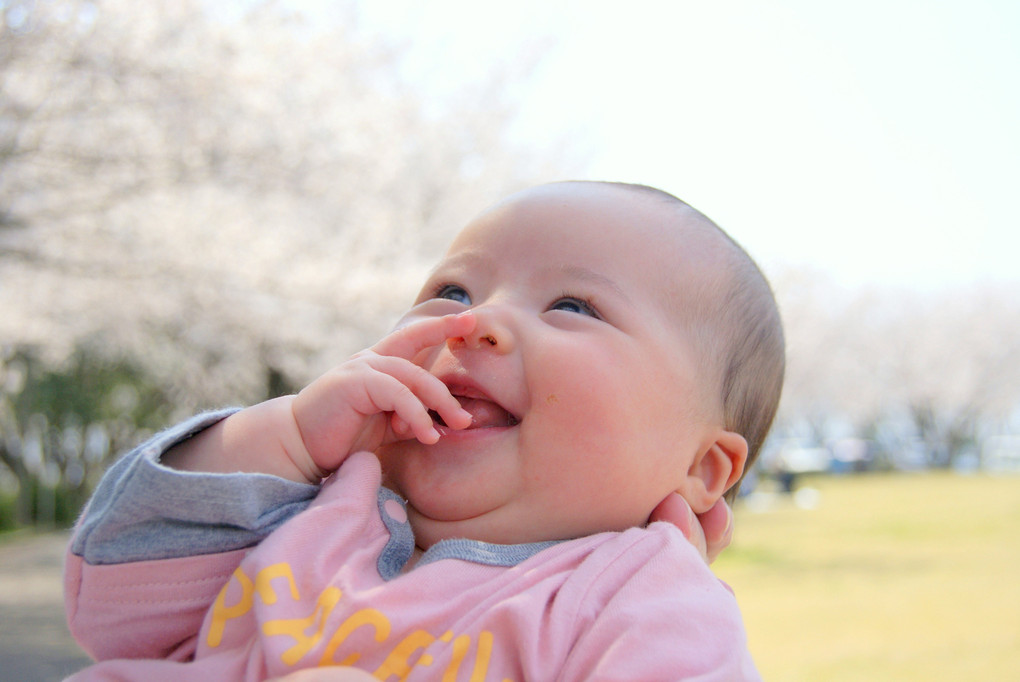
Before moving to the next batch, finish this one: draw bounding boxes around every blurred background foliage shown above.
[1,0,1019,531]
[0,0,565,527]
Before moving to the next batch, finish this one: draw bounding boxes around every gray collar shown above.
[376,488,560,580]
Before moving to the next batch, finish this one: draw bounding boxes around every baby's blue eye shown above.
[550,297,599,318]
[435,284,471,305]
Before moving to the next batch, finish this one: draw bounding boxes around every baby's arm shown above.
[67,314,476,663]
[65,410,320,662]
[163,313,476,481]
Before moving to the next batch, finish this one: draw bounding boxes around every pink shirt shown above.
[66,451,760,681]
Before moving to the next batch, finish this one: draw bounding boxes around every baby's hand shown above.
[290,313,476,479]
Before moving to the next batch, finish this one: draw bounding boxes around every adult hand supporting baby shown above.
[266,667,377,682]
[649,493,733,564]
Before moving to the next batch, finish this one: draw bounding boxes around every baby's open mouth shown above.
[431,396,520,429]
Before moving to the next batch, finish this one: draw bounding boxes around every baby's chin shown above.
[406,503,620,550]
[403,503,552,549]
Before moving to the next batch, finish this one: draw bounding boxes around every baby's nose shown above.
[448,307,515,353]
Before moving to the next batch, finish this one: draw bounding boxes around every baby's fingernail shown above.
[442,409,472,431]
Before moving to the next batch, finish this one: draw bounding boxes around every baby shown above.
[65,181,784,681]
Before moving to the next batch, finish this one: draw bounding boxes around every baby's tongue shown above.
[457,397,515,428]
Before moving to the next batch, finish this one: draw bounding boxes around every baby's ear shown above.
[676,430,748,513]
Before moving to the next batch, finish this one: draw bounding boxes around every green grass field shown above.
[713,472,1020,681]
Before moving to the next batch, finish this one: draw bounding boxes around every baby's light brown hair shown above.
[605,182,786,503]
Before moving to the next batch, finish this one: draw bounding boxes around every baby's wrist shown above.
[242,396,320,483]
[162,398,317,483]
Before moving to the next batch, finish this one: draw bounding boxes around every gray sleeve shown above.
[70,409,320,565]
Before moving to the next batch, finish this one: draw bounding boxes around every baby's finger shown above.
[372,312,476,361]
[361,373,441,444]
[391,413,411,438]
[359,354,472,431]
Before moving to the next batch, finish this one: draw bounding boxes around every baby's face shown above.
[377,183,719,547]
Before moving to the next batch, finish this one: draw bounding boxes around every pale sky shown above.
[344,1,1019,292]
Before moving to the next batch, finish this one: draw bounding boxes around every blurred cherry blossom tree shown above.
[0,0,567,524]
[0,0,562,406]
[773,271,1020,469]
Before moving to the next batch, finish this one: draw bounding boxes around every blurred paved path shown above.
[0,531,92,681]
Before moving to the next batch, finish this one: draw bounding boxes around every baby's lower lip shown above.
[432,422,518,443]
[446,397,520,429]
[430,404,520,431]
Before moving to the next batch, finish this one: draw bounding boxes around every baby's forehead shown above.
[463,184,709,249]
[450,185,727,290]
